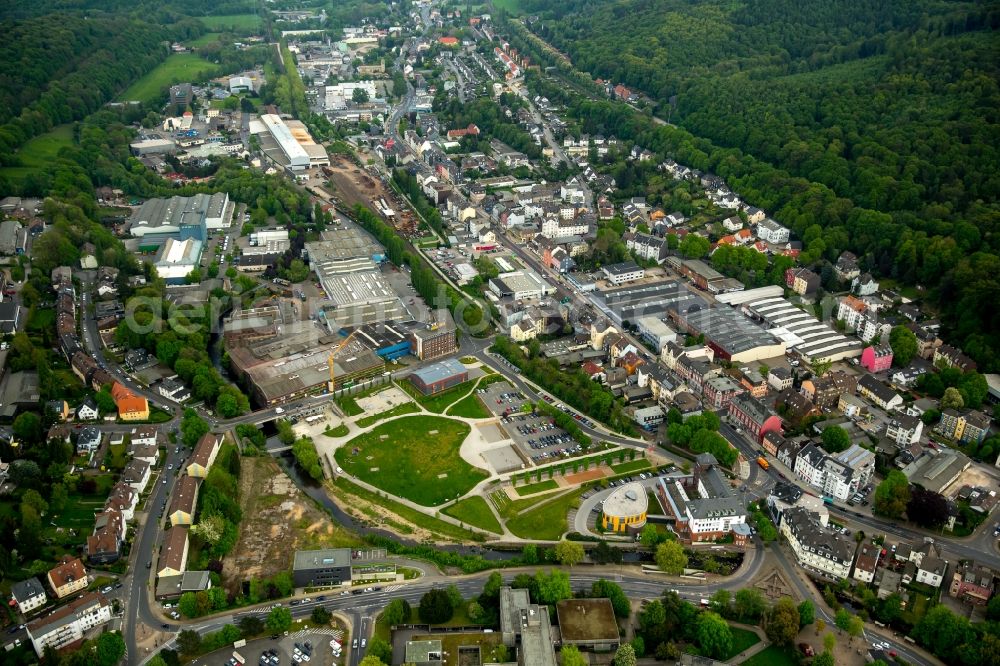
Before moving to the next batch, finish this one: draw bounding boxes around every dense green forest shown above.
[503,0,1000,370]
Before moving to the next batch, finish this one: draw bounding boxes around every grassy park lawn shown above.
[442,496,502,534]
[331,476,483,543]
[119,53,218,104]
[199,14,261,30]
[610,458,651,475]
[741,644,796,666]
[446,393,491,418]
[722,627,762,660]
[399,378,478,413]
[513,479,558,496]
[324,424,350,437]
[333,416,485,506]
[356,402,419,428]
[0,124,74,182]
[506,488,583,540]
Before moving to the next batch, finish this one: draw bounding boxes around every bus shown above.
[756,456,769,470]
[822,496,835,505]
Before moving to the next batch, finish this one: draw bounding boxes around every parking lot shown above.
[477,381,583,465]
[189,630,344,666]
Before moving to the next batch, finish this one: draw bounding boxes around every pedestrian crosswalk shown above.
[288,627,344,640]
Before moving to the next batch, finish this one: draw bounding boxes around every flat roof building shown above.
[128,192,231,245]
[250,113,329,170]
[669,304,785,363]
[489,269,553,300]
[153,237,203,283]
[555,598,621,652]
[408,358,468,395]
[601,482,648,533]
[292,548,352,588]
[228,323,386,406]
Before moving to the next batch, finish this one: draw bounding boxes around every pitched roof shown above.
[169,475,200,516]
[160,526,189,572]
[48,555,86,589]
[189,433,219,468]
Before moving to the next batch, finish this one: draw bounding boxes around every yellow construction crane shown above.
[327,329,360,392]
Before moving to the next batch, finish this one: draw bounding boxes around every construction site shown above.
[320,154,419,237]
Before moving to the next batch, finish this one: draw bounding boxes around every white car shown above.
[275,407,285,414]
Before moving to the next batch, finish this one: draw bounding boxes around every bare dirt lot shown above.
[222,456,360,590]
[323,154,417,236]
[563,468,606,486]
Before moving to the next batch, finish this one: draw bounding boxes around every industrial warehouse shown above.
[249,113,330,171]
[227,322,386,406]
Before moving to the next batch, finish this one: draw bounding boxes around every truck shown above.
[756,456,769,470]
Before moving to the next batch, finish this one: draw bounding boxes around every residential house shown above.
[728,393,783,443]
[158,376,192,402]
[46,400,70,422]
[775,388,821,425]
[916,556,947,588]
[86,509,124,564]
[936,409,991,445]
[861,345,893,373]
[780,506,854,579]
[47,555,88,599]
[105,482,137,523]
[886,414,923,446]
[186,433,221,478]
[767,367,793,392]
[948,562,996,606]
[738,370,767,398]
[722,216,743,232]
[702,375,743,410]
[158,526,190,577]
[122,459,151,493]
[756,218,790,244]
[800,371,856,409]
[835,252,861,281]
[853,542,882,583]
[906,321,941,360]
[76,426,101,454]
[762,431,786,457]
[852,273,879,296]
[77,397,99,421]
[744,207,766,224]
[10,577,48,615]
[794,443,874,502]
[777,439,803,469]
[168,475,199,526]
[786,267,820,296]
[858,375,903,411]
[25,592,111,657]
[933,345,977,372]
[111,382,149,421]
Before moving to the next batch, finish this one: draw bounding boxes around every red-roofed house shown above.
[447,124,480,140]
[439,36,459,47]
